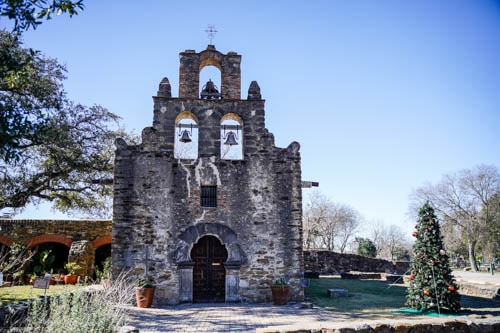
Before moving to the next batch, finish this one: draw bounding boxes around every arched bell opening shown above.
[199,61,222,100]
[221,113,243,160]
[174,111,199,159]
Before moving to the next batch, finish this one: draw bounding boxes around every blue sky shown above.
[3,1,500,237]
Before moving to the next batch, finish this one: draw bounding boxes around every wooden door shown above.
[191,236,228,302]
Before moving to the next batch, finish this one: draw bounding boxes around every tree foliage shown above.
[1,0,84,33]
[356,237,377,258]
[411,164,500,271]
[0,103,128,217]
[392,246,410,261]
[1,31,66,163]
[0,31,133,217]
[406,202,460,313]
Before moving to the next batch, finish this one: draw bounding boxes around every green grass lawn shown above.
[306,276,500,320]
[306,276,411,319]
[0,284,81,305]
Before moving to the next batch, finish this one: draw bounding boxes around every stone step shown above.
[327,288,348,298]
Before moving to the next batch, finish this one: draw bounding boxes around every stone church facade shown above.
[112,45,304,304]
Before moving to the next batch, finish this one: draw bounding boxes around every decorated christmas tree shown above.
[406,202,460,312]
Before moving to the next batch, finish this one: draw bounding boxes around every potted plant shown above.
[135,277,155,308]
[271,277,290,305]
[63,261,81,285]
[95,257,112,288]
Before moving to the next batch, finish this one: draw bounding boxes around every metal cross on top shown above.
[205,24,217,44]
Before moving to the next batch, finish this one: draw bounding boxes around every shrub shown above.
[95,257,111,282]
[22,271,135,332]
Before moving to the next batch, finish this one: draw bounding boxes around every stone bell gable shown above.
[112,45,303,305]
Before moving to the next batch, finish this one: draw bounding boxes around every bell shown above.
[224,131,238,146]
[179,130,192,143]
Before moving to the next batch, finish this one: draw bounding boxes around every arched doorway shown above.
[190,236,228,302]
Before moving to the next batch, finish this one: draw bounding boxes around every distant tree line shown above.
[303,165,499,269]
[302,190,412,260]
[411,164,500,271]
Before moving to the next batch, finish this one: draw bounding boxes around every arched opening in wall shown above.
[190,235,228,303]
[27,242,69,276]
[94,244,111,280]
[199,62,221,99]
[221,113,243,160]
[174,111,199,160]
[0,243,12,282]
[0,242,9,266]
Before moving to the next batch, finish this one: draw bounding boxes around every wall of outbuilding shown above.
[0,219,112,277]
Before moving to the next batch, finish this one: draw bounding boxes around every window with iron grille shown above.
[200,186,217,208]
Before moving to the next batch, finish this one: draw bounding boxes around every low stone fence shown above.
[457,281,500,299]
[304,250,410,275]
[257,317,500,333]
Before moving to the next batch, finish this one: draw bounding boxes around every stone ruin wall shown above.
[304,250,410,275]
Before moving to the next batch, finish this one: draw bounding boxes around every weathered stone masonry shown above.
[112,45,304,304]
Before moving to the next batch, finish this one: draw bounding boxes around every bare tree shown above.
[334,205,361,253]
[385,224,406,260]
[303,190,361,252]
[480,193,500,261]
[303,191,336,249]
[370,223,408,260]
[369,219,387,257]
[0,243,35,283]
[411,164,500,271]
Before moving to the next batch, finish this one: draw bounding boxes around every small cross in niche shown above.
[205,24,217,44]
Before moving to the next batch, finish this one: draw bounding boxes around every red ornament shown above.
[423,289,430,296]
[409,274,415,280]
[415,224,418,229]
[412,231,418,237]
[448,285,455,291]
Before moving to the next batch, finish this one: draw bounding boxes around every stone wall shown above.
[457,281,500,299]
[304,250,410,275]
[0,219,111,246]
[257,317,500,333]
[0,219,112,276]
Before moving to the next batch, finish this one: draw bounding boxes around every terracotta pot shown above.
[63,275,78,285]
[271,285,290,305]
[135,287,155,308]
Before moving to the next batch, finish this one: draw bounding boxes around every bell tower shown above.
[178,45,241,100]
[112,44,304,305]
